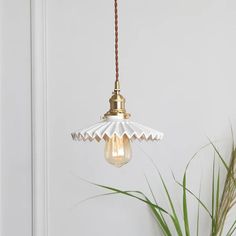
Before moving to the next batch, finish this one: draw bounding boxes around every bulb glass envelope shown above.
[71,116,163,142]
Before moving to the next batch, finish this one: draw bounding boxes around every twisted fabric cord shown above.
[114,0,119,81]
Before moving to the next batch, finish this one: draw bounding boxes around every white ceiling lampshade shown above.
[71,118,163,142]
[71,0,163,167]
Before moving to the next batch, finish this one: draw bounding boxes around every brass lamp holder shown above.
[104,81,131,119]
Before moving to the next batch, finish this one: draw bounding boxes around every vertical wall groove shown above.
[31,0,48,235]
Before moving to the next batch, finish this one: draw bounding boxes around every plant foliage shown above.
[83,139,236,235]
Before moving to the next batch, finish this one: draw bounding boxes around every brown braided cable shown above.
[114,0,119,81]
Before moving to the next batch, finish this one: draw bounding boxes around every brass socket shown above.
[104,81,130,119]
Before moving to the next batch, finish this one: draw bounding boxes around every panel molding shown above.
[31,0,48,235]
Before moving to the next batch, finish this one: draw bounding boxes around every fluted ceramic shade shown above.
[71,116,163,142]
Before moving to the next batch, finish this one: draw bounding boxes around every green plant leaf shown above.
[144,175,171,236]
[211,157,216,235]
[208,138,229,171]
[96,184,167,212]
[77,186,172,236]
[215,168,220,228]
[230,122,235,150]
[196,184,201,236]
[137,151,184,236]
[71,192,119,209]
[158,172,183,236]
[138,151,184,235]
[226,219,236,236]
[172,173,212,218]
[144,194,172,236]
[77,177,168,213]
[183,173,190,236]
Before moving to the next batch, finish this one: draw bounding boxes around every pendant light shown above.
[71,0,163,167]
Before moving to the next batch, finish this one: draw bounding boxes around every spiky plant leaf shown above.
[183,173,190,236]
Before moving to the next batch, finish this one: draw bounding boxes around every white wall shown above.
[1,0,236,235]
[0,0,32,236]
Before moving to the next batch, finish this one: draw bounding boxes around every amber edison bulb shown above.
[104,135,132,167]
